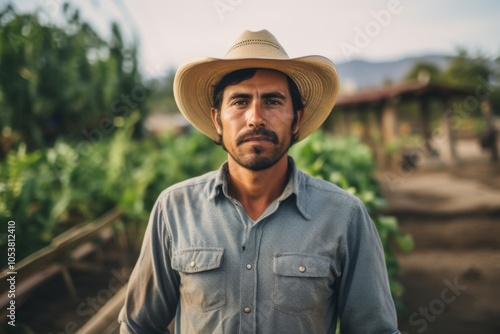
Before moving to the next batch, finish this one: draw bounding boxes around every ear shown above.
[211,108,222,135]
[292,109,304,135]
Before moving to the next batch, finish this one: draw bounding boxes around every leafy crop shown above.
[0,116,225,260]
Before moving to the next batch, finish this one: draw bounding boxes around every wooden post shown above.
[382,98,397,143]
[420,97,433,153]
[443,97,458,163]
[357,108,370,143]
[372,105,385,167]
[480,100,499,162]
[344,108,353,136]
[382,98,398,168]
[374,105,383,140]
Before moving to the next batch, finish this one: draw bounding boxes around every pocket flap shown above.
[172,248,224,273]
[274,253,330,278]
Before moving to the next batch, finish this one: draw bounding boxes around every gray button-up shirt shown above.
[119,158,400,334]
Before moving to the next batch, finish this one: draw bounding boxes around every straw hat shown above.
[173,29,339,142]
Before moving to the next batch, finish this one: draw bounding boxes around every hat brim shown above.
[173,56,339,142]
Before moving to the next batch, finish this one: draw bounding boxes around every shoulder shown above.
[295,169,370,229]
[299,170,364,209]
[157,170,219,201]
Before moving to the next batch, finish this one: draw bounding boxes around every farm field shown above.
[12,161,500,334]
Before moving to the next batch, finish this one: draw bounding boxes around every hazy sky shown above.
[5,0,500,76]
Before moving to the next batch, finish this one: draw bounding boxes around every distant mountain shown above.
[335,54,452,92]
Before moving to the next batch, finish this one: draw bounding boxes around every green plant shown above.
[0,118,226,261]
[0,4,143,151]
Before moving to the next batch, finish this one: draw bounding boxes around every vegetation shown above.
[404,61,442,83]
[0,118,226,260]
[444,48,495,88]
[0,3,144,155]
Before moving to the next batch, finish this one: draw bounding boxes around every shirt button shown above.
[246,263,252,270]
[244,307,252,314]
[190,261,196,268]
[298,266,306,273]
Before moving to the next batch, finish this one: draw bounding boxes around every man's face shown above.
[211,69,303,171]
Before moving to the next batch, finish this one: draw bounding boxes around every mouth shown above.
[241,136,274,144]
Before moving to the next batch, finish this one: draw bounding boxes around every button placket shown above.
[239,225,262,333]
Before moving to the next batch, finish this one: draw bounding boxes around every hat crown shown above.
[225,29,289,60]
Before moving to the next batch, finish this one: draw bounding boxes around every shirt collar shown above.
[208,157,311,220]
[208,162,228,200]
[287,157,312,220]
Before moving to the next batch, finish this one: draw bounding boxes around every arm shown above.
[336,201,400,334]
[119,198,180,334]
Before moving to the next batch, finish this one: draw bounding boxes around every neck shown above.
[227,155,290,220]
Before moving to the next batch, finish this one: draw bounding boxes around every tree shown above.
[404,61,443,83]
[442,48,493,88]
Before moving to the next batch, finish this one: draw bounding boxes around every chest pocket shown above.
[171,248,225,312]
[273,253,333,313]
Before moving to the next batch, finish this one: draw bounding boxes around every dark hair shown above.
[211,68,305,144]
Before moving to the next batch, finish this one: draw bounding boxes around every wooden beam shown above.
[0,209,122,316]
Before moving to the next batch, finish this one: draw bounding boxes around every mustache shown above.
[236,128,279,145]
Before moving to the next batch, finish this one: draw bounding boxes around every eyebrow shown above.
[228,93,252,100]
[227,92,287,100]
[262,92,286,100]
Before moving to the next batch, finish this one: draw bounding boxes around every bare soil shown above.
[2,241,136,334]
[381,160,500,334]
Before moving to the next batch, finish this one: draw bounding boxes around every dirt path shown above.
[379,161,500,334]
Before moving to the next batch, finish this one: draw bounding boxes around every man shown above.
[119,30,400,334]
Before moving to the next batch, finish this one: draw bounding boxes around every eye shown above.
[231,100,248,106]
[265,99,282,106]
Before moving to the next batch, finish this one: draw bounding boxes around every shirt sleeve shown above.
[336,200,400,334]
[118,196,180,334]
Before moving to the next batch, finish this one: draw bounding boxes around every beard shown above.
[222,127,291,171]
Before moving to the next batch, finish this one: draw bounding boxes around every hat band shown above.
[226,39,288,56]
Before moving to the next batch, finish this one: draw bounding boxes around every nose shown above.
[247,101,266,128]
